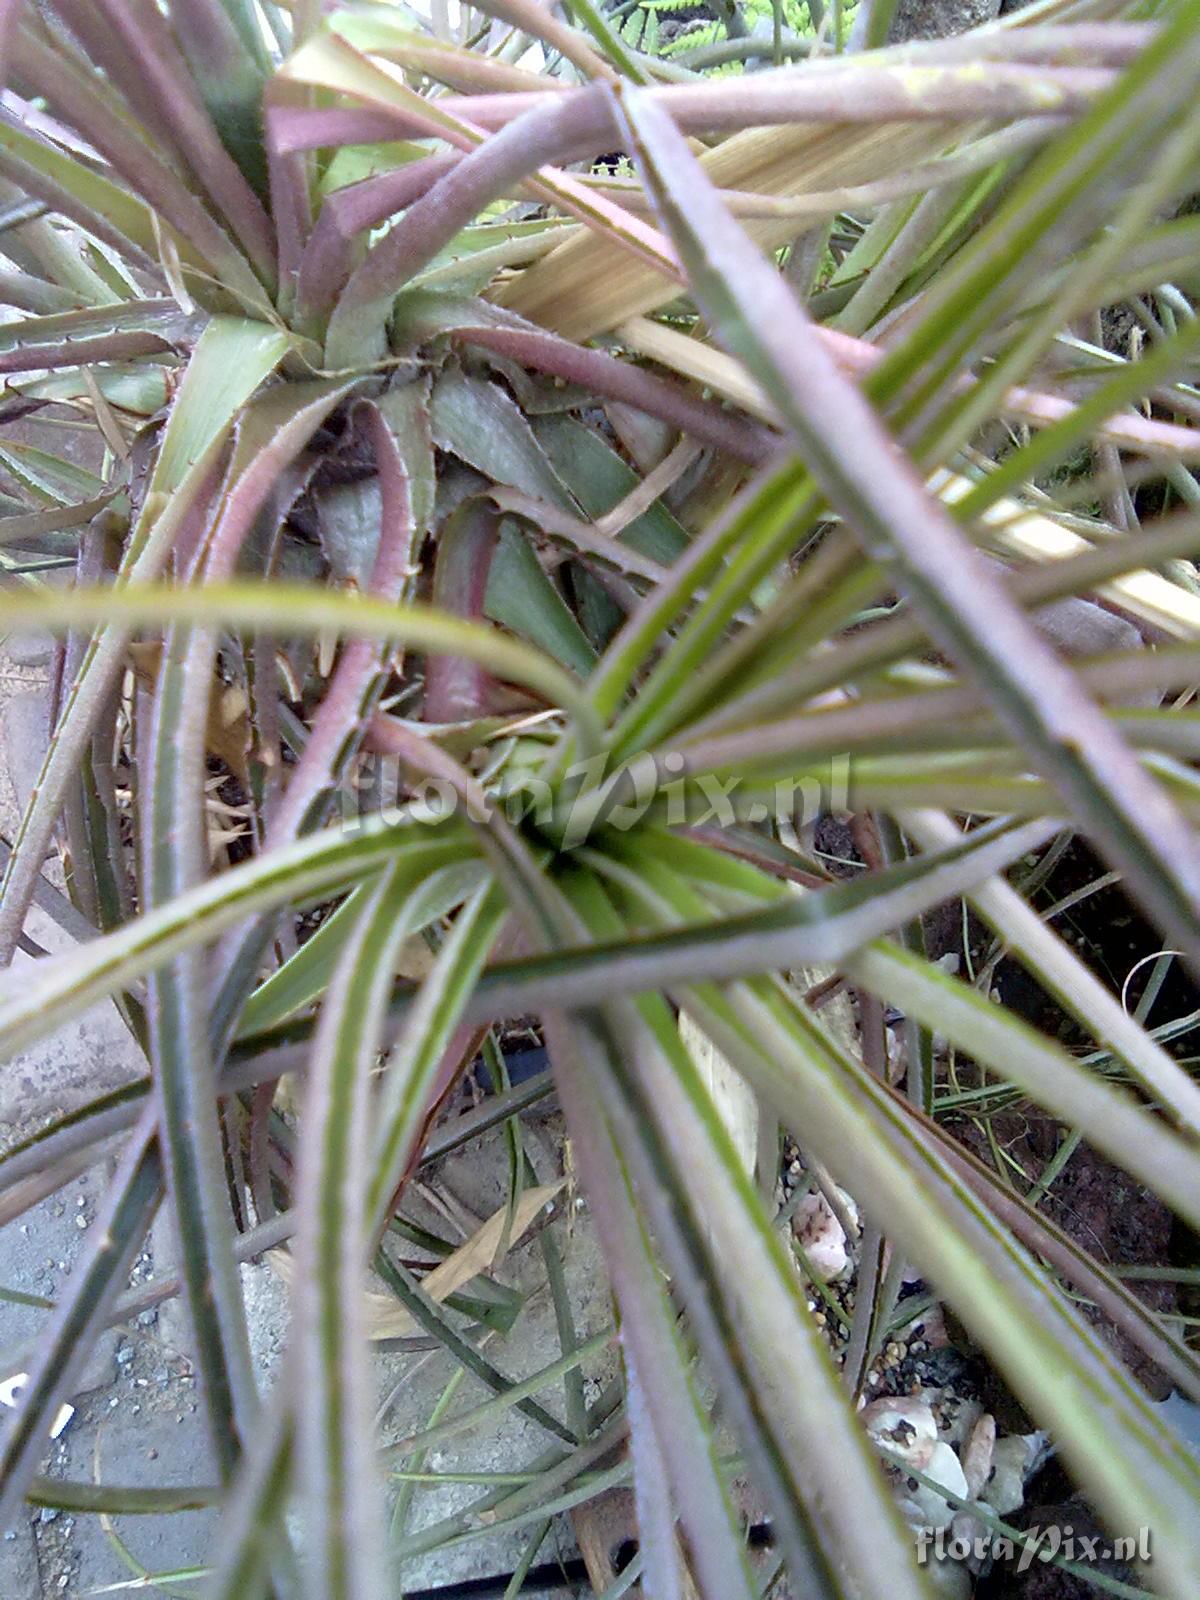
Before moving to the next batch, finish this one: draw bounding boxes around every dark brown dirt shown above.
[980,1498,1147,1599]
[951,1113,1178,1401]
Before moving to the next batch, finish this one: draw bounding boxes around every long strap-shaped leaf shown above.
[205,1386,296,1600]
[141,376,372,1479]
[0,582,603,757]
[398,732,858,1594]
[135,377,361,1472]
[674,508,1200,750]
[0,803,1054,1179]
[11,26,267,307]
[293,866,417,1600]
[669,669,1200,770]
[22,804,1116,1218]
[596,455,816,735]
[279,36,647,361]
[623,1347,687,1600]
[702,981,1200,1600]
[389,736,931,1597]
[544,1008,778,1600]
[151,376,363,1067]
[0,300,190,375]
[0,822,472,1060]
[235,861,486,1039]
[223,816,1059,1075]
[0,839,489,1582]
[56,0,276,287]
[366,879,507,1229]
[597,833,1200,1233]
[144,623,258,1478]
[0,110,162,270]
[543,879,932,1600]
[206,389,431,1049]
[646,799,1200,1163]
[612,79,1200,966]
[212,876,506,1594]
[872,7,1200,457]
[355,727,911,1590]
[16,814,1078,1142]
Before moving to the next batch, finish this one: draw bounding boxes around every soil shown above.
[890,0,1002,42]
[979,1498,1144,1600]
[942,833,1195,1402]
[811,816,1196,1593]
[952,1114,1179,1402]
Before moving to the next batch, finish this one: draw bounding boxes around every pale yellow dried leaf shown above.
[271,1180,564,1339]
[496,122,954,340]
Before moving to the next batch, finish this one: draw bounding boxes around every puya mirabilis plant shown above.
[0,1,1199,1596]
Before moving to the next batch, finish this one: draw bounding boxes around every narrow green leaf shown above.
[486,521,598,678]
[614,81,1200,964]
[367,880,506,1227]
[0,824,472,1061]
[294,865,418,1600]
[431,368,576,510]
[0,580,603,755]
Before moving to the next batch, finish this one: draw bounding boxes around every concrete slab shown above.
[0,977,146,1138]
[0,1171,182,1598]
[38,1403,217,1598]
[0,691,49,820]
[0,1514,39,1598]
[17,1213,216,1597]
[0,1113,605,1597]
[0,1167,119,1392]
[0,662,145,1138]
[2,632,52,671]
